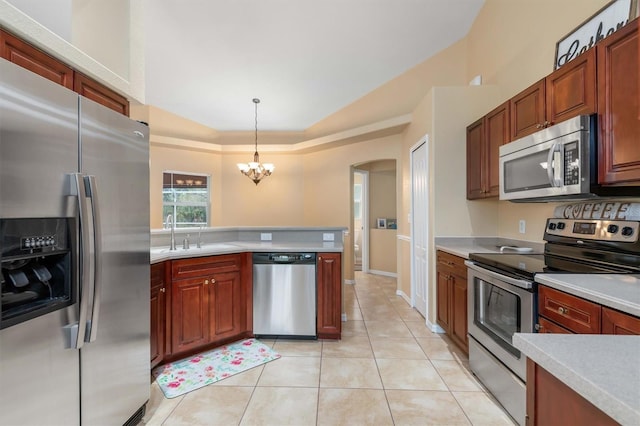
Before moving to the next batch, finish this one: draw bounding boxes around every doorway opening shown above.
[352,160,397,277]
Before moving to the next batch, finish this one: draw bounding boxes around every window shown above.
[162,172,210,227]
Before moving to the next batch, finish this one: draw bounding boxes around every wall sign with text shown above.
[554,0,638,69]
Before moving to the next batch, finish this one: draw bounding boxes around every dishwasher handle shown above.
[253,252,316,265]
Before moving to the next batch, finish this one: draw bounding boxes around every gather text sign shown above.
[555,0,636,69]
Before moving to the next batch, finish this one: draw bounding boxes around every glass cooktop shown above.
[468,251,636,280]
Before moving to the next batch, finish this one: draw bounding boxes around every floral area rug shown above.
[152,338,281,398]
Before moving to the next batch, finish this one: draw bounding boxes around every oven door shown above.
[466,262,534,380]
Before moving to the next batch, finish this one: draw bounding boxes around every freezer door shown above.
[78,98,150,425]
[0,60,80,425]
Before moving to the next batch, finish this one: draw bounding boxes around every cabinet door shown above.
[597,20,640,185]
[436,270,451,334]
[150,262,167,369]
[538,286,601,334]
[74,72,130,116]
[602,307,640,335]
[484,101,510,197]
[526,360,618,426]
[171,277,209,355]
[546,48,596,125]
[0,29,74,89]
[451,274,468,353]
[510,79,545,140]
[466,118,485,199]
[209,271,243,342]
[317,253,342,338]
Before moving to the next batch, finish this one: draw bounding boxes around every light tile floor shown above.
[144,272,516,425]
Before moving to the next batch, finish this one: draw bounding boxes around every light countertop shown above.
[513,333,640,425]
[435,237,544,259]
[150,241,343,264]
[536,274,640,317]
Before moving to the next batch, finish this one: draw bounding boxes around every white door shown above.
[411,138,429,318]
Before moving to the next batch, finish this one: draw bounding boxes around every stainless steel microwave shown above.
[499,114,638,202]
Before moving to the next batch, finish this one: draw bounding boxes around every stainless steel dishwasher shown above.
[253,253,317,338]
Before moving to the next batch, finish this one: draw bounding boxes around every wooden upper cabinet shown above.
[466,118,485,199]
[546,48,596,125]
[485,102,510,196]
[74,73,130,117]
[597,19,640,185]
[467,101,509,200]
[510,79,545,140]
[510,50,596,141]
[0,29,74,89]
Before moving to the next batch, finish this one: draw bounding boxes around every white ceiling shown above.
[143,0,485,131]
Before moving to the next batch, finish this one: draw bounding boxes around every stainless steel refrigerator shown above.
[0,59,150,425]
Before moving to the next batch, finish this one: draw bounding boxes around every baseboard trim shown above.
[368,269,397,278]
[395,289,411,305]
[428,320,446,334]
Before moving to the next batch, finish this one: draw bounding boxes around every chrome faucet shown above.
[165,214,176,251]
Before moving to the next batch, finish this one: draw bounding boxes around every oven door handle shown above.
[465,260,533,290]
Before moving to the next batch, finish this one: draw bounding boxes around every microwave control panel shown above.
[563,142,580,185]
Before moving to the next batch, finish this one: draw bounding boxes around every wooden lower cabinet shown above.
[317,252,342,339]
[168,254,250,359]
[436,251,468,353]
[537,285,640,336]
[150,261,169,369]
[601,306,640,334]
[526,359,617,426]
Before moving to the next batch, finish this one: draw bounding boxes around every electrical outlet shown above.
[519,220,526,234]
[260,233,272,241]
[323,233,335,241]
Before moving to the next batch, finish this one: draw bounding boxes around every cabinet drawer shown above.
[537,316,572,334]
[539,286,601,334]
[172,254,241,279]
[436,251,467,279]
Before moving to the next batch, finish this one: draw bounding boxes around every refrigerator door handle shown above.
[84,175,102,343]
[67,173,91,349]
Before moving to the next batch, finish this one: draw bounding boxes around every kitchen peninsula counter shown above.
[150,226,345,264]
[513,333,640,426]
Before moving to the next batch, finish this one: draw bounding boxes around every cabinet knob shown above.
[204,279,209,285]
[160,287,166,293]
[544,121,551,127]
[536,123,543,129]
[558,306,567,315]
[535,323,541,331]
[211,278,216,284]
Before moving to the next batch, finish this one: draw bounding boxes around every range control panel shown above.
[545,218,639,242]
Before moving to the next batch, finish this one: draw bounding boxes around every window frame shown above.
[162,171,211,228]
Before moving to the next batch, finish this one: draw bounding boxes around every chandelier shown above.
[237,98,274,185]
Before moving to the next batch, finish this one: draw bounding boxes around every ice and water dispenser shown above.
[0,218,74,329]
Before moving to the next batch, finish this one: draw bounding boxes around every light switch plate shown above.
[260,233,272,241]
[323,233,335,241]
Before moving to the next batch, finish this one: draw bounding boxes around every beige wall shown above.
[369,229,397,273]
